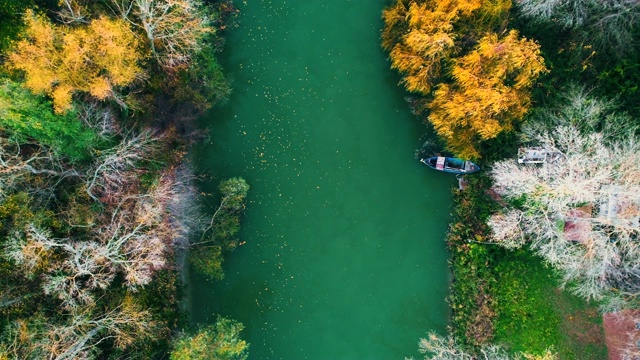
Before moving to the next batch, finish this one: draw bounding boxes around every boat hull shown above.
[420,157,480,174]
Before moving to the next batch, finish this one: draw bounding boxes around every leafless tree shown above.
[94,173,178,289]
[0,318,45,359]
[0,300,153,360]
[590,0,640,54]
[6,225,114,308]
[108,0,212,68]
[57,0,89,24]
[487,209,526,249]
[413,332,557,360]
[44,300,153,360]
[85,129,161,202]
[516,0,640,56]
[489,87,640,305]
[0,136,78,200]
[7,171,180,308]
[516,0,596,28]
[76,101,121,140]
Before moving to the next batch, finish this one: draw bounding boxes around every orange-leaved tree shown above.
[383,0,483,94]
[428,30,547,158]
[382,0,538,159]
[7,10,144,113]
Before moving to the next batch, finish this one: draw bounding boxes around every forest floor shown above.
[550,288,608,359]
[492,251,608,359]
[603,310,640,360]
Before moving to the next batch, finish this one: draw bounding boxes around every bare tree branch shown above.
[489,87,640,305]
[0,136,79,200]
[57,0,89,24]
[85,129,161,202]
[109,0,212,68]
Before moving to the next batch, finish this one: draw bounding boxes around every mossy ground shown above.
[447,175,607,358]
[493,250,607,359]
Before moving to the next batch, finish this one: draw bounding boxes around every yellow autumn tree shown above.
[428,30,547,158]
[384,0,484,94]
[7,10,143,113]
[381,0,408,51]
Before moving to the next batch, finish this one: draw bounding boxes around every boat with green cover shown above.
[420,156,480,174]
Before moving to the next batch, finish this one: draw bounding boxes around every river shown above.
[190,0,454,358]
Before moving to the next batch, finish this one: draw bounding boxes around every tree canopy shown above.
[170,318,249,360]
[190,177,250,281]
[488,88,640,307]
[428,30,547,158]
[7,10,143,113]
[108,0,213,69]
[382,0,546,158]
[0,79,97,161]
[516,0,640,58]
[415,332,557,360]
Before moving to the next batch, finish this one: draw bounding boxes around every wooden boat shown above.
[420,156,480,174]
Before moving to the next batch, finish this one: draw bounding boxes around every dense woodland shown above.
[1,0,640,358]
[0,0,249,359]
[382,0,640,359]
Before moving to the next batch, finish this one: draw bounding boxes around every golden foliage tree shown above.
[428,30,547,158]
[7,10,143,113]
[382,0,544,159]
[383,0,483,94]
[382,0,513,95]
[381,0,408,51]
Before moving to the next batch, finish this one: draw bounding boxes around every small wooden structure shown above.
[599,185,640,228]
[517,147,561,164]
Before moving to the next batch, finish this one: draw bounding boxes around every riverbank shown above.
[379,0,633,357]
[445,175,607,358]
[0,1,246,358]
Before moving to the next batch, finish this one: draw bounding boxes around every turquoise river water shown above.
[190,1,454,358]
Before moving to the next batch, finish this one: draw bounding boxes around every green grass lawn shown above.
[492,250,608,359]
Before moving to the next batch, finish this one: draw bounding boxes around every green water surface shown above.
[191,1,454,358]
